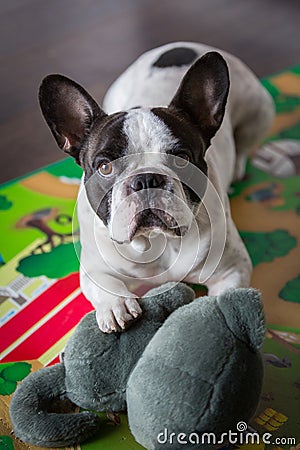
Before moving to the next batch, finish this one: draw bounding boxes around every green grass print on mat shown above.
[0,362,31,395]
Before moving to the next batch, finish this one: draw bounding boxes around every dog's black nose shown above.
[130,173,165,191]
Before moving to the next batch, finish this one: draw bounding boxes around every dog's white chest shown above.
[103,221,208,285]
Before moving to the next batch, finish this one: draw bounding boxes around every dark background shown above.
[1,0,299,183]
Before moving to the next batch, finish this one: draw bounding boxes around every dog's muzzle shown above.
[129,208,187,241]
[110,170,193,244]
[126,172,184,239]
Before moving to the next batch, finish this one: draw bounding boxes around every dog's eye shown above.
[98,160,113,176]
[174,153,190,168]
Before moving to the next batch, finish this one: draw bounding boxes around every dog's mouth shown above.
[128,208,187,241]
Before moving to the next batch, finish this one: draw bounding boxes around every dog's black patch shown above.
[84,173,114,226]
[96,188,112,226]
[152,47,197,68]
[82,112,128,225]
[80,111,128,175]
[151,107,208,204]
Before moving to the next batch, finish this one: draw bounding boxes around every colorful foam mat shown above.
[0,66,300,449]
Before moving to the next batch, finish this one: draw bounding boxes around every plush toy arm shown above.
[216,288,265,351]
[140,282,195,320]
[10,364,101,447]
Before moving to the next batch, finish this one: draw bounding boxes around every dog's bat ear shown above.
[39,74,106,163]
[169,52,230,146]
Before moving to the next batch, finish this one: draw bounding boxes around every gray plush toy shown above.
[9,282,195,447]
[127,288,265,450]
[10,284,265,450]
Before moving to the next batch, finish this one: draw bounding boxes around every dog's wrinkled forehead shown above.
[83,108,183,176]
[87,106,205,175]
[123,109,179,160]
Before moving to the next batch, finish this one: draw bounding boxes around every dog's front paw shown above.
[96,297,142,333]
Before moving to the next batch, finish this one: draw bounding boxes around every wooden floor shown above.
[1,0,299,183]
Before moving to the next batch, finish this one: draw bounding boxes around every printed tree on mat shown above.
[279,275,300,303]
[17,242,80,279]
[240,229,296,267]
[16,208,74,254]
[16,207,80,279]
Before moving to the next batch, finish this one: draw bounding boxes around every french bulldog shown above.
[39,42,274,333]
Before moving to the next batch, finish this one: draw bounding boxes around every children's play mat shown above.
[0,66,300,450]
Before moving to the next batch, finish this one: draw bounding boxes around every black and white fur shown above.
[39,42,274,333]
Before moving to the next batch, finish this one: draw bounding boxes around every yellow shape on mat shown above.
[21,172,79,199]
[271,73,300,96]
[39,326,76,366]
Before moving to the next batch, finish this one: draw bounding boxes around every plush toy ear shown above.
[140,282,195,320]
[169,52,230,146]
[39,74,107,163]
[216,288,265,351]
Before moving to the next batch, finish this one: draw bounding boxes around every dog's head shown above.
[39,52,229,244]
